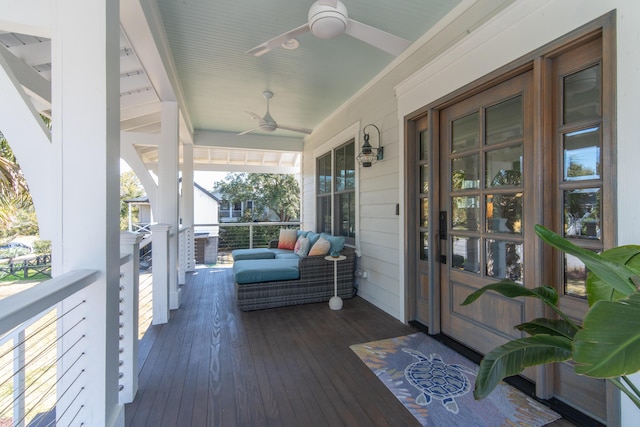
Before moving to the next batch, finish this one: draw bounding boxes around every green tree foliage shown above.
[120,170,145,230]
[0,132,38,237]
[214,173,300,222]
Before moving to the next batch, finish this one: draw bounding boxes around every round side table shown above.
[325,255,346,310]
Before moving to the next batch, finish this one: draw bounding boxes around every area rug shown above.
[350,333,560,427]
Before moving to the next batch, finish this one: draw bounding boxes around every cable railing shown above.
[196,221,301,253]
[0,270,97,427]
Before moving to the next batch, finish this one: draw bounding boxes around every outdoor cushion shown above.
[275,253,300,260]
[231,248,275,261]
[308,237,330,256]
[278,229,298,250]
[233,258,300,284]
[268,248,297,256]
[294,236,311,257]
[320,233,345,253]
[306,231,321,246]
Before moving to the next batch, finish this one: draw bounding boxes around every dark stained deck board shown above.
[125,266,577,427]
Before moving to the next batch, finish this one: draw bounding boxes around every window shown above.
[317,140,356,244]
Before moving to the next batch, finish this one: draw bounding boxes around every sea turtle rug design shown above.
[402,348,477,414]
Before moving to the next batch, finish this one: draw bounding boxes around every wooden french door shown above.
[438,71,535,355]
[423,30,612,422]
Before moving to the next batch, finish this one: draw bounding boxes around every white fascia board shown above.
[194,130,304,152]
[0,0,51,38]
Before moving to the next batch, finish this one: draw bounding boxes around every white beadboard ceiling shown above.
[0,0,463,171]
[156,0,461,136]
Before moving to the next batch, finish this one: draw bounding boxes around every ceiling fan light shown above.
[282,38,300,50]
[309,1,348,39]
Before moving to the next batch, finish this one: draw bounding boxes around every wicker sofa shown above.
[233,241,355,311]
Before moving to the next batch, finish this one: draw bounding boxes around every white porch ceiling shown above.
[0,0,464,172]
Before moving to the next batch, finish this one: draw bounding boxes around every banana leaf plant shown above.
[461,224,640,408]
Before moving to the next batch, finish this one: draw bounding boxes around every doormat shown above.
[350,333,560,427]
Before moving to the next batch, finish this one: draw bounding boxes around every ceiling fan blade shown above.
[276,124,313,135]
[318,0,338,7]
[247,23,310,57]
[237,126,261,136]
[245,111,262,121]
[345,18,410,56]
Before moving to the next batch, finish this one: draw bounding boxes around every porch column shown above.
[158,102,180,309]
[51,0,122,425]
[150,223,171,325]
[181,142,195,272]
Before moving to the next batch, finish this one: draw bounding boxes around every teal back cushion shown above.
[306,231,321,246]
[320,233,345,253]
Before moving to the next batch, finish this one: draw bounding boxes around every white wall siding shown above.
[301,1,510,319]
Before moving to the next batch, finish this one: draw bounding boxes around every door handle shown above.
[439,211,447,264]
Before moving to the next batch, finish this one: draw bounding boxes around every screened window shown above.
[316,140,356,244]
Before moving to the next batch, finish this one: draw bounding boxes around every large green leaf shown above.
[573,291,640,378]
[462,282,558,306]
[535,225,637,297]
[474,335,572,399]
[587,245,640,305]
[515,318,578,339]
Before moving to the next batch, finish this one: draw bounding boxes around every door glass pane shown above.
[563,64,601,124]
[486,145,522,187]
[564,188,600,239]
[486,96,523,145]
[451,155,479,190]
[420,198,429,228]
[486,193,523,234]
[420,129,430,161]
[420,231,429,261]
[420,165,430,193]
[452,236,480,273]
[452,196,479,231]
[486,239,523,283]
[565,253,587,298]
[452,112,479,153]
[564,127,601,181]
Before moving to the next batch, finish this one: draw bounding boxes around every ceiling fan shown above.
[247,0,411,57]
[238,91,313,136]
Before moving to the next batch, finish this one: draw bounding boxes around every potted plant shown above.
[462,224,640,408]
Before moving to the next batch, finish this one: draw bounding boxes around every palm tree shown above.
[0,131,34,232]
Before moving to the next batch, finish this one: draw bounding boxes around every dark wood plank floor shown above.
[125,266,576,427]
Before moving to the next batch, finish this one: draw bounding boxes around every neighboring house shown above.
[184,181,220,236]
[126,181,221,236]
[213,192,282,223]
[123,195,152,234]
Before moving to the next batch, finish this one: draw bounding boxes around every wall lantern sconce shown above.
[356,124,384,167]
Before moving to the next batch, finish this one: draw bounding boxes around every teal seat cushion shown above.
[231,248,276,261]
[268,248,296,256]
[233,259,300,284]
[275,253,300,260]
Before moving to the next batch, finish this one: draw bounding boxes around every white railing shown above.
[0,270,96,426]
[178,225,194,285]
[0,232,144,426]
